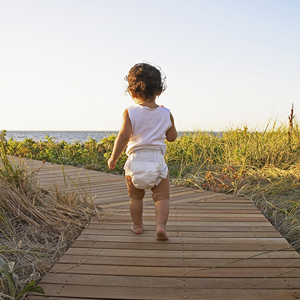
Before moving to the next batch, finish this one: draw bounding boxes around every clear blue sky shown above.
[1,0,299,131]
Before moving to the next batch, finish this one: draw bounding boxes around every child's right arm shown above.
[107,109,132,170]
[166,113,177,142]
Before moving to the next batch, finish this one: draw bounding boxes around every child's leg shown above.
[151,175,170,240]
[125,175,145,234]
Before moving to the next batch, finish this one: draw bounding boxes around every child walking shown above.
[107,63,177,240]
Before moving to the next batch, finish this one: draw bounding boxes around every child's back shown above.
[126,104,172,155]
[108,63,177,240]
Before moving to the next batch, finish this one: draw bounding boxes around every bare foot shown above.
[131,224,143,234]
[156,226,169,240]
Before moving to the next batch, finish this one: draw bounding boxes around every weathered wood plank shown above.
[101,216,269,222]
[64,248,300,259]
[81,228,283,238]
[71,240,289,251]
[48,263,300,278]
[38,274,300,289]
[86,223,277,231]
[76,234,288,245]
[56,255,300,268]
[28,288,300,300]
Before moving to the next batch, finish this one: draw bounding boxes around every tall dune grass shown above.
[166,121,299,183]
[165,119,300,251]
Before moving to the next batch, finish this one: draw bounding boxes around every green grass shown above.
[166,122,300,251]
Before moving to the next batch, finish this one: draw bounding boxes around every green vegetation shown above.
[3,134,127,175]
[166,122,300,250]
[0,257,44,300]
[0,132,98,299]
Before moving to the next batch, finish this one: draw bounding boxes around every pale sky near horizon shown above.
[1,0,299,131]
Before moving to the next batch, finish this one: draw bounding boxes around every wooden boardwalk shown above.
[9,157,300,300]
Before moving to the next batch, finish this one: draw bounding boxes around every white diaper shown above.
[124,147,168,189]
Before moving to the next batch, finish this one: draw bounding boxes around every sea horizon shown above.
[4,131,118,143]
[4,130,221,144]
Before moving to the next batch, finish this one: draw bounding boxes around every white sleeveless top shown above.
[126,104,172,155]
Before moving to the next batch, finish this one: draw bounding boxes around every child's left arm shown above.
[108,109,132,170]
[166,113,177,142]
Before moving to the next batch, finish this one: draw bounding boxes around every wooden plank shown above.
[76,234,289,246]
[113,208,262,214]
[38,175,125,184]
[107,211,265,218]
[81,228,283,238]
[171,205,261,210]
[39,179,125,187]
[93,220,274,227]
[94,190,211,206]
[36,170,123,180]
[92,188,197,200]
[169,192,243,201]
[65,248,300,259]
[71,240,289,251]
[171,197,252,204]
[26,288,300,300]
[48,263,300,278]
[28,288,300,300]
[102,215,269,222]
[93,190,203,203]
[142,220,273,226]
[38,274,300,289]
[86,223,277,232]
[111,206,263,212]
[55,254,300,268]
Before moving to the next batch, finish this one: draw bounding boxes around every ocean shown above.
[5,131,118,143]
[4,131,195,144]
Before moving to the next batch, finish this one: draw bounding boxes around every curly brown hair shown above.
[125,63,166,101]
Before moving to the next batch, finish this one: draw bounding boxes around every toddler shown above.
[108,63,177,240]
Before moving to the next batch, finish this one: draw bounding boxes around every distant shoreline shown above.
[4,130,201,143]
